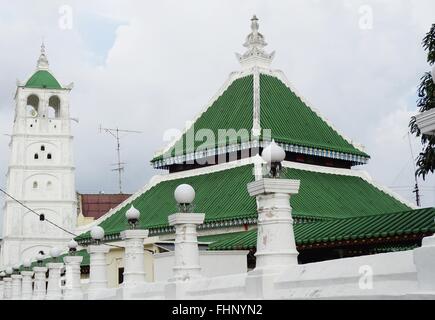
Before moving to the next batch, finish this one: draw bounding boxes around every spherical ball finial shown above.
[261,140,286,164]
[68,239,78,250]
[174,184,196,205]
[0,271,5,277]
[23,259,32,268]
[91,226,105,241]
[126,205,140,221]
[13,264,20,271]
[5,266,13,275]
[50,247,62,258]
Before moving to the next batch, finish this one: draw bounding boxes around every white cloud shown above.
[0,0,435,214]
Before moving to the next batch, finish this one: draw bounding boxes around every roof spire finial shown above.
[236,15,275,69]
[37,40,49,70]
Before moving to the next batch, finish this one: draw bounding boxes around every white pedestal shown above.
[414,235,435,291]
[11,274,22,300]
[46,263,64,300]
[33,267,48,300]
[87,245,110,292]
[168,213,205,281]
[3,278,12,300]
[63,256,83,300]
[21,271,34,300]
[248,178,300,270]
[120,229,149,287]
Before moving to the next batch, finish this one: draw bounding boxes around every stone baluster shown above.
[33,266,48,300]
[46,262,64,300]
[11,274,23,299]
[63,255,84,300]
[121,229,149,287]
[169,184,205,281]
[21,270,34,300]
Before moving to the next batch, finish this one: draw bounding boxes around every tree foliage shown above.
[409,24,435,180]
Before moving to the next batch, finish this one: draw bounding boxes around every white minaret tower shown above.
[1,44,76,265]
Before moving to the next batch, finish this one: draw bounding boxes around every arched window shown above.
[47,181,52,189]
[33,181,38,189]
[47,153,52,160]
[34,153,39,160]
[41,145,45,151]
[48,96,61,118]
[26,95,39,117]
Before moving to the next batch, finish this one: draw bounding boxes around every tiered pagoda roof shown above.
[152,17,369,170]
[77,16,434,258]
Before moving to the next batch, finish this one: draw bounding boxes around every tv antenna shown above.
[407,132,420,206]
[99,125,142,194]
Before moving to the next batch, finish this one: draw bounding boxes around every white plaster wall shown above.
[153,250,249,282]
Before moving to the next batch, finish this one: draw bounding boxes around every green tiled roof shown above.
[260,74,367,157]
[25,70,62,89]
[77,164,409,242]
[161,75,254,158]
[208,208,435,250]
[152,72,368,166]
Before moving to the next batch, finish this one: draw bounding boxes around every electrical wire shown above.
[0,186,125,250]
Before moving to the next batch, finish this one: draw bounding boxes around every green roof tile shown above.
[77,164,409,241]
[25,70,62,89]
[209,207,435,250]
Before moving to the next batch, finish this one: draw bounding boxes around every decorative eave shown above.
[151,139,370,169]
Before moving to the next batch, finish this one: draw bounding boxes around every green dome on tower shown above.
[25,70,62,89]
[24,43,62,90]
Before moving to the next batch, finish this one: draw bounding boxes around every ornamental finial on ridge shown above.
[36,41,49,70]
[236,15,275,69]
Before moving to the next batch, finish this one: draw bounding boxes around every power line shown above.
[0,186,124,250]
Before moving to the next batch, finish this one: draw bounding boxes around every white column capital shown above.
[33,266,48,273]
[120,229,149,240]
[46,262,64,270]
[21,271,34,277]
[11,274,22,280]
[168,213,205,226]
[87,245,110,254]
[64,255,83,264]
[248,178,300,197]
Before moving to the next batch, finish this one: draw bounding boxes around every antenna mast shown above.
[99,125,142,194]
[407,133,421,206]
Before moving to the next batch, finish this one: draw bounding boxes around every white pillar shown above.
[0,281,4,300]
[33,266,48,300]
[247,178,300,269]
[168,213,205,281]
[46,263,64,300]
[63,256,83,300]
[11,274,22,299]
[87,245,110,292]
[120,229,149,287]
[21,271,34,300]
[3,278,12,299]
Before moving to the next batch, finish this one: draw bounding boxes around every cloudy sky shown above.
[1,0,435,221]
